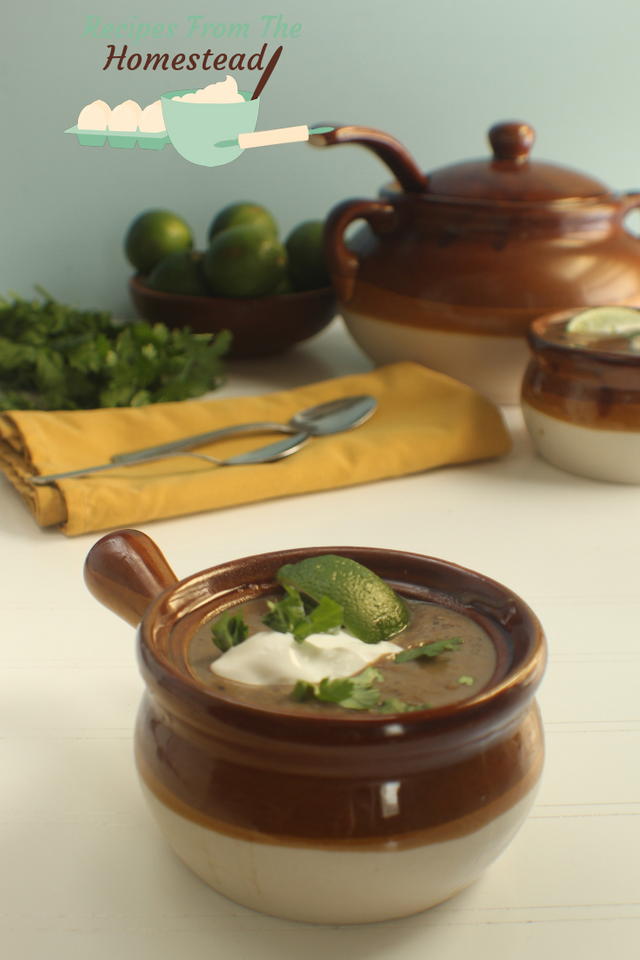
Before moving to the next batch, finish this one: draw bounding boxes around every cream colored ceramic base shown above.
[140,780,538,924]
[342,310,531,404]
[522,401,640,483]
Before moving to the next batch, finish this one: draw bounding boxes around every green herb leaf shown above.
[378,699,432,713]
[0,291,230,411]
[458,676,474,686]
[263,584,308,635]
[292,680,316,702]
[211,610,249,653]
[294,594,344,642]
[292,667,384,711]
[263,586,343,642]
[394,637,463,664]
[316,677,355,704]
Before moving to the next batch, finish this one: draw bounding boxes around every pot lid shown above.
[426,122,610,202]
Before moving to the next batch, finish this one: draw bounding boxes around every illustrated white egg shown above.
[92,100,111,118]
[108,101,142,132]
[77,100,111,131]
[138,100,165,133]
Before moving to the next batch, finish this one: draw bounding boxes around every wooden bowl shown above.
[128,274,337,359]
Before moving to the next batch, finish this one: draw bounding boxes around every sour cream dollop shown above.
[210,630,402,686]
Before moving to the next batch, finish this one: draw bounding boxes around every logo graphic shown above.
[65,44,332,167]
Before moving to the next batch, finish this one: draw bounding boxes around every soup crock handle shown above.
[309,125,428,194]
[84,529,178,627]
[323,198,397,303]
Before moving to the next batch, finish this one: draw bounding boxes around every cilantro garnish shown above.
[292,667,384,710]
[377,698,432,713]
[263,584,306,634]
[394,637,463,664]
[292,668,431,713]
[263,585,343,643]
[0,289,230,410]
[211,610,249,653]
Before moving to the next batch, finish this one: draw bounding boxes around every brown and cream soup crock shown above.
[85,530,547,924]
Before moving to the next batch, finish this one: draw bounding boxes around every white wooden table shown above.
[2,319,639,959]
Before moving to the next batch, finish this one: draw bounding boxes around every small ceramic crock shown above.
[522,310,640,482]
[84,530,547,924]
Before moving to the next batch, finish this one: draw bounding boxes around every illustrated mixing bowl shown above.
[313,121,640,403]
[84,530,547,924]
[161,90,259,167]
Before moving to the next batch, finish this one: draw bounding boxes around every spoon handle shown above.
[26,432,309,485]
[111,421,297,464]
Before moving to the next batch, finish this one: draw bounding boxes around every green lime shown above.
[146,250,208,297]
[285,220,331,292]
[202,225,287,298]
[269,274,295,295]
[208,202,278,242]
[277,555,409,644]
[566,306,640,336]
[125,210,193,274]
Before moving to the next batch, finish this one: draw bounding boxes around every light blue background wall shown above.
[3,0,640,317]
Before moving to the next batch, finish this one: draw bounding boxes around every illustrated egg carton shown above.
[64,126,171,150]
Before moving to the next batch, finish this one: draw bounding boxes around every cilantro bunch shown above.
[0,289,231,411]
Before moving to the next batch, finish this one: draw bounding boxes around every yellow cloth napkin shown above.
[0,362,511,536]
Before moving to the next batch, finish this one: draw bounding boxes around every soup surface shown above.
[187,597,497,715]
[542,320,640,357]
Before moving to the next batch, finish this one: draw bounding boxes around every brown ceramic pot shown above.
[84,530,547,924]
[522,309,640,482]
[314,122,640,403]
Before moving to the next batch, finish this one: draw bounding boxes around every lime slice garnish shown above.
[566,306,640,336]
[277,555,409,644]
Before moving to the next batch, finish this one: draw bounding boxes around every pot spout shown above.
[309,125,428,194]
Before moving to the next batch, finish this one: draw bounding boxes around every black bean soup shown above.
[187,596,497,716]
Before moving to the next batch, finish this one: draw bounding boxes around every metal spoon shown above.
[26,432,310,486]
[111,394,377,465]
[26,395,377,486]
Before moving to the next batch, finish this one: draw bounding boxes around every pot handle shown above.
[84,529,178,627]
[309,125,428,194]
[324,199,397,303]
[621,191,640,223]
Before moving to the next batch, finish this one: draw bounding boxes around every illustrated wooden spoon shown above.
[251,45,283,100]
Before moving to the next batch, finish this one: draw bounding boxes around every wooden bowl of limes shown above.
[125,204,338,359]
[129,277,337,359]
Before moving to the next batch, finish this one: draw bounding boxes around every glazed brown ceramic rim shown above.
[527,308,640,367]
[136,546,546,735]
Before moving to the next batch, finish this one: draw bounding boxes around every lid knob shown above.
[488,122,535,162]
